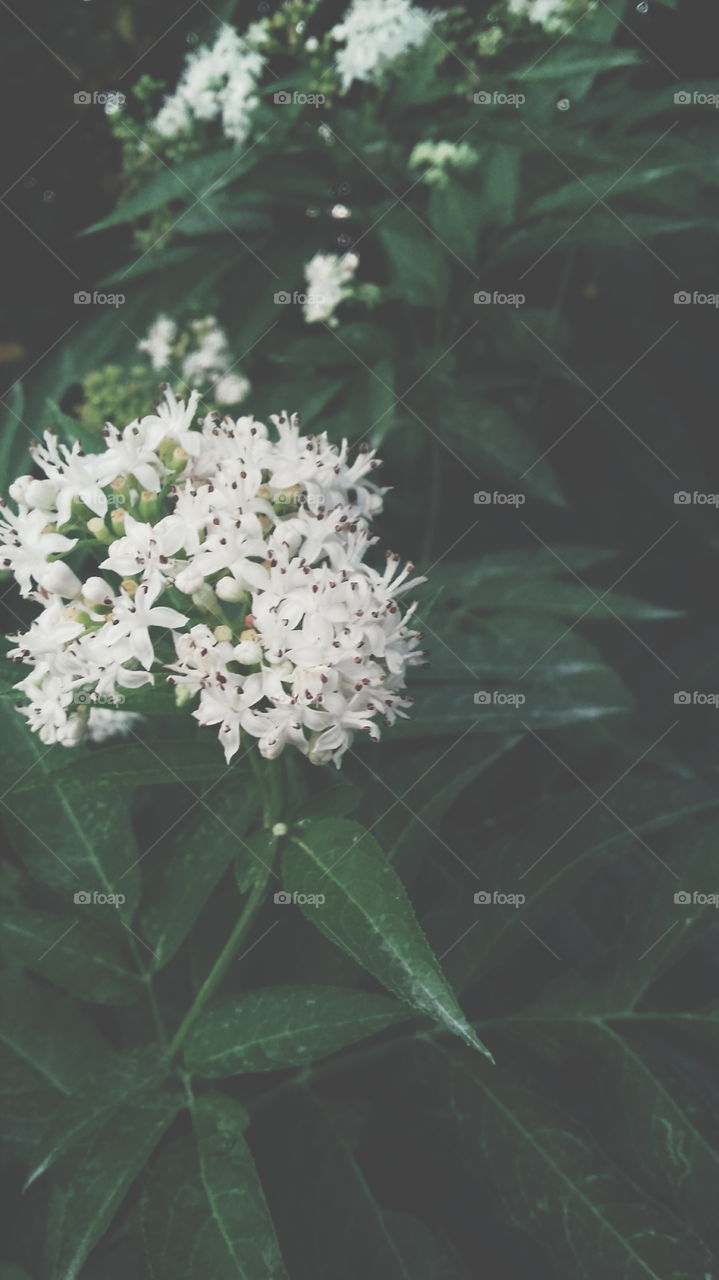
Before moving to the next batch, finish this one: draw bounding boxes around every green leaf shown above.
[0,704,141,916]
[25,1048,165,1189]
[253,1086,459,1279]
[0,974,109,1096]
[378,211,450,306]
[24,736,231,790]
[140,1094,288,1278]
[292,781,361,825]
[0,383,29,493]
[137,775,261,971]
[46,1086,181,1280]
[2,905,141,1004]
[414,1042,714,1278]
[184,986,408,1075]
[283,820,493,1060]
[82,148,243,233]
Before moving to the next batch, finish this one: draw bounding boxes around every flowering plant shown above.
[3,390,425,765]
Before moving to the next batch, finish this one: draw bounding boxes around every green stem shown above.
[168,872,269,1060]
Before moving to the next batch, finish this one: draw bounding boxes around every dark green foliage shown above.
[1,1,718,1276]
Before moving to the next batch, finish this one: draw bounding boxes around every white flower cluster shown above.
[2,393,425,767]
[330,0,442,91]
[409,140,479,187]
[506,0,589,34]
[152,24,267,145]
[303,253,359,324]
[138,315,250,406]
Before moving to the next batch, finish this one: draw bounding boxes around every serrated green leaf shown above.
[284,820,493,1059]
[140,1094,288,1279]
[25,1048,165,1189]
[2,905,141,1004]
[184,985,407,1075]
[0,704,141,916]
[46,1086,181,1280]
[414,1042,714,1278]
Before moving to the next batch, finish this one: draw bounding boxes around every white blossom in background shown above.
[2,391,426,767]
[152,23,267,145]
[506,0,589,34]
[330,0,442,91]
[137,315,250,405]
[409,140,479,187]
[303,253,359,324]
[138,314,177,371]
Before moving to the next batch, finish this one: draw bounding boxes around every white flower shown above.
[409,140,479,187]
[4,387,425,765]
[105,585,188,670]
[0,507,77,597]
[138,314,177,371]
[150,23,267,147]
[506,0,588,34]
[214,371,250,405]
[330,0,441,91]
[30,433,112,526]
[303,253,359,324]
[100,513,185,599]
[86,708,143,743]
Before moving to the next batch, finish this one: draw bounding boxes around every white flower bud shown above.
[216,576,247,602]
[175,565,206,595]
[26,479,60,510]
[39,562,82,598]
[82,576,113,605]
[57,713,87,747]
[234,639,262,665]
[8,475,33,505]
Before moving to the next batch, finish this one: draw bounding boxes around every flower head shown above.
[3,392,426,766]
